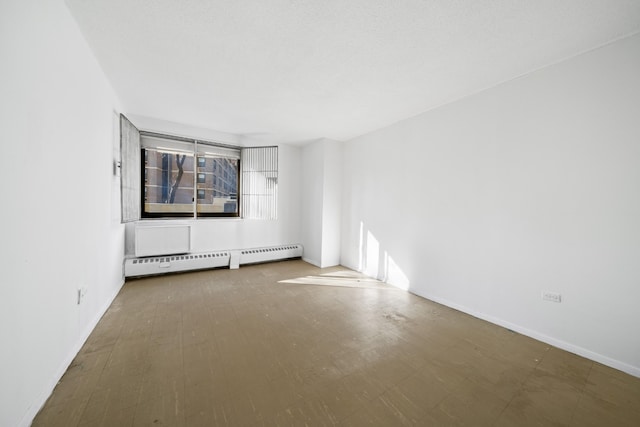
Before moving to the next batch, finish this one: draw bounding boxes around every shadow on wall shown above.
[358,221,411,291]
[279,221,411,292]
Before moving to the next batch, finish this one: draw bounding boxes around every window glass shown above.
[196,157,239,215]
[140,134,241,218]
[143,149,195,216]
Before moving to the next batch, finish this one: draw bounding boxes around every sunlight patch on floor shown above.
[278,270,398,290]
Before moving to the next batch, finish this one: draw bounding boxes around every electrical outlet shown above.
[77,287,87,305]
[542,291,562,303]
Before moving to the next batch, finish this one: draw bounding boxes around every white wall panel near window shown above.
[241,146,278,219]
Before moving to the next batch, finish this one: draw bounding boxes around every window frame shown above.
[140,131,241,219]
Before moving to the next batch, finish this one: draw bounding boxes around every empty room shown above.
[1,0,640,426]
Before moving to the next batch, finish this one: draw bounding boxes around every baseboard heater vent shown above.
[124,244,304,278]
[239,244,303,265]
[125,251,230,277]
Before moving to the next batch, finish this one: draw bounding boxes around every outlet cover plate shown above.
[542,291,562,303]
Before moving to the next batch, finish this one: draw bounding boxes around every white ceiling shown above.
[65,0,640,144]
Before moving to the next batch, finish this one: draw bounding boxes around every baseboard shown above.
[302,257,321,267]
[417,291,640,378]
[20,279,125,427]
[342,261,640,379]
[302,257,341,269]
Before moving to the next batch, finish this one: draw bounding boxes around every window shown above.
[141,133,240,218]
[128,130,277,220]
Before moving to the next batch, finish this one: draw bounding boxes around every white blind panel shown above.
[140,135,193,153]
[120,115,141,223]
[196,142,240,159]
[241,146,278,220]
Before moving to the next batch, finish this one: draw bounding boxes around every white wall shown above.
[321,140,343,267]
[301,141,325,266]
[301,139,343,267]
[0,1,125,426]
[124,116,303,256]
[341,34,640,376]
[129,114,242,146]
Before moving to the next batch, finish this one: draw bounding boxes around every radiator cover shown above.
[124,244,303,278]
[125,251,230,277]
[239,244,303,265]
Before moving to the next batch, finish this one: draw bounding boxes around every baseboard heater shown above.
[124,244,303,278]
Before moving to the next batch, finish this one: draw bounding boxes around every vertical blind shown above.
[241,146,278,220]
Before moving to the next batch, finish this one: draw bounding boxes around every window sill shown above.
[136,217,243,225]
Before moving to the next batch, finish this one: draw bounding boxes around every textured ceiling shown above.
[65,0,640,144]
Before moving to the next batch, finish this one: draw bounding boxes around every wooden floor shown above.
[33,260,640,426]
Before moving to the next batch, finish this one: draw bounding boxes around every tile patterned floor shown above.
[33,260,640,426]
